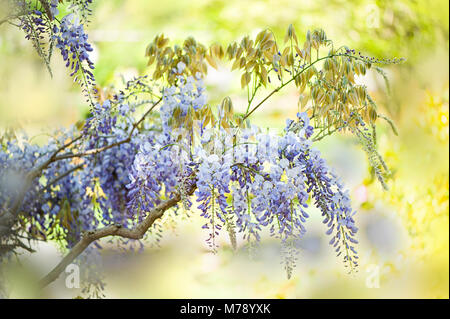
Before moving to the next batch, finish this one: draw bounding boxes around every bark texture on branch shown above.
[39,182,196,288]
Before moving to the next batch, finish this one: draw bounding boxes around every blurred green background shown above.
[0,0,448,298]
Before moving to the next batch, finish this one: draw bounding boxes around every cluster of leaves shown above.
[0,4,403,296]
[145,25,402,188]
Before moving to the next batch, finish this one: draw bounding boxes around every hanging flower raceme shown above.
[159,73,208,134]
[131,76,360,274]
[126,132,183,222]
[303,148,359,269]
[52,13,95,87]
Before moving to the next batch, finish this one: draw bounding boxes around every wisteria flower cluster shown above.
[52,14,94,79]
[4,0,96,99]
[124,76,359,270]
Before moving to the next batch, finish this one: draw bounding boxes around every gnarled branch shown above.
[39,180,196,288]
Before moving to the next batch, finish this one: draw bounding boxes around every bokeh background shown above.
[0,0,448,298]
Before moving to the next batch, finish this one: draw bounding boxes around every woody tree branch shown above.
[0,98,162,237]
[39,179,197,288]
